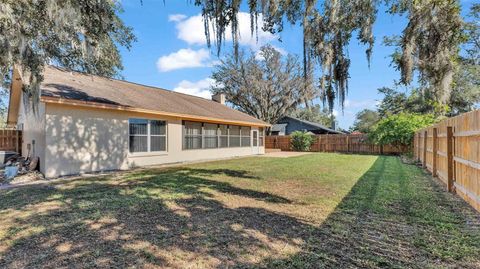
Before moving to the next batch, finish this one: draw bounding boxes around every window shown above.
[241,126,251,147]
[129,119,148,153]
[229,125,241,147]
[203,123,218,148]
[182,121,260,150]
[219,124,228,148]
[150,120,167,151]
[183,121,203,149]
[259,127,264,147]
[129,119,166,153]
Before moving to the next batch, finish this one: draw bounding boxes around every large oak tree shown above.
[0,0,135,105]
[211,45,315,124]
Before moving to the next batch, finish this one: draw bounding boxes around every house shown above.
[7,66,269,178]
[270,116,343,135]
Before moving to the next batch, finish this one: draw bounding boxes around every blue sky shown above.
[117,0,475,129]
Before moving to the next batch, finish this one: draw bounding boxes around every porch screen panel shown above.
[184,121,202,149]
[204,123,218,148]
[219,124,228,148]
[241,126,251,147]
[229,125,241,147]
[259,127,264,146]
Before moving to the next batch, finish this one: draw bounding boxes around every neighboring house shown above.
[7,66,269,178]
[271,116,343,135]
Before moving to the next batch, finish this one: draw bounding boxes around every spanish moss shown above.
[195,0,463,112]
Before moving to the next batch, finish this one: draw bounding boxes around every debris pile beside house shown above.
[0,151,43,185]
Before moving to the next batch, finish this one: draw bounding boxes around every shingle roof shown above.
[279,116,343,134]
[271,123,287,132]
[40,66,268,126]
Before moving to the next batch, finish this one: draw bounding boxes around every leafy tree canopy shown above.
[377,78,479,118]
[0,0,135,105]
[369,113,436,149]
[211,45,315,124]
[376,87,438,117]
[289,104,336,128]
[351,109,380,133]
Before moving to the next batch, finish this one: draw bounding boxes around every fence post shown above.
[413,134,416,160]
[416,133,420,161]
[417,133,421,162]
[447,126,454,192]
[432,128,437,177]
[346,135,350,152]
[423,131,427,168]
[317,135,320,152]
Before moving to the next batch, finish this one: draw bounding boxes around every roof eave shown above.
[6,66,23,127]
[41,96,271,127]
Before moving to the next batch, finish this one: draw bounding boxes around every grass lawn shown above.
[0,154,479,268]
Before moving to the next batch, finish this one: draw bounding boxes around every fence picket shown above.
[0,128,22,154]
[414,110,480,212]
[265,134,405,155]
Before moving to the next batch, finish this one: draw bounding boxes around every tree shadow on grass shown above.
[125,167,290,204]
[0,157,479,268]
[0,167,296,268]
[239,156,480,268]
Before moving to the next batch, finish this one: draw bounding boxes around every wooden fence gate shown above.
[414,110,480,212]
[0,129,22,154]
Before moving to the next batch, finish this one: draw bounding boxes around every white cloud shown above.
[156,48,212,72]
[171,12,276,49]
[168,14,187,22]
[173,78,216,99]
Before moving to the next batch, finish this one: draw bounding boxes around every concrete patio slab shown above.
[261,151,312,158]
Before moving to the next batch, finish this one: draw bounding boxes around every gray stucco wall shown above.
[44,103,264,178]
[17,94,46,173]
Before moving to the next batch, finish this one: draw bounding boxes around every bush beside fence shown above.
[414,110,480,212]
[265,134,405,155]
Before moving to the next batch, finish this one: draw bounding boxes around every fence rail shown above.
[265,134,405,155]
[0,129,22,153]
[414,110,480,212]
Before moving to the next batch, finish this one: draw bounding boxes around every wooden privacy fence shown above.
[265,134,405,155]
[414,110,480,212]
[0,129,22,153]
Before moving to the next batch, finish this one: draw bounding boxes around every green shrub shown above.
[369,113,436,149]
[291,131,315,151]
